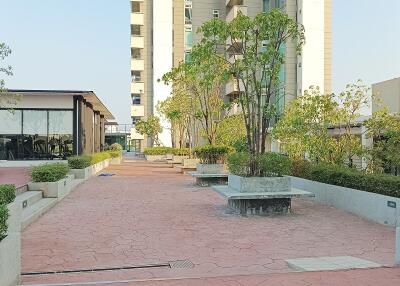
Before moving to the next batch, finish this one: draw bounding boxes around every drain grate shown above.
[21,260,194,276]
[169,260,194,269]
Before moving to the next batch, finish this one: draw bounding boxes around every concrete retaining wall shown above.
[0,202,22,286]
[290,176,400,226]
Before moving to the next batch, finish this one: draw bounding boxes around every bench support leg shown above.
[228,198,291,216]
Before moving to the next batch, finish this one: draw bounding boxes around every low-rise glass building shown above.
[0,90,114,160]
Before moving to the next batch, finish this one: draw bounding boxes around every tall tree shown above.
[196,9,304,174]
[0,43,14,106]
[135,115,163,147]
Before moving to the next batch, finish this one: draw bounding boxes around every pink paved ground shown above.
[0,167,30,188]
[21,159,399,285]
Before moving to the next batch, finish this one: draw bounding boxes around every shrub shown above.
[297,163,400,198]
[0,185,16,205]
[67,155,92,169]
[144,147,172,155]
[108,150,122,158]
[228,152,291,177]
[232,138,248,153]
[291,159,313,179]
[31,163,70,182]
[194,145,234,164]
[0,205,9,240]
[91,152,111,165]
[171,148,190,156]
[109,143,123,151]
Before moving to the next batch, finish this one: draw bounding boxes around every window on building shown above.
[131,71,142,82]
[184,50,192,62]
[131,25,142,36]
[263,0,270,12]
[185,26,193,49]
[131,48,142,59]
[131,2,141,13]
[213,10,220,18]
[132,116,142,125]
[185,3,192,24]
[132,94,141,105]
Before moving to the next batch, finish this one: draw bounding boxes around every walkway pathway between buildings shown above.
[21,158,399,285]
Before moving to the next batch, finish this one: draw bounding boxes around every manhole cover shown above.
[169,260,194,269]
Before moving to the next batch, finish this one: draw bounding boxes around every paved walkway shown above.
[0,167,30,188]
[21,159,399,285]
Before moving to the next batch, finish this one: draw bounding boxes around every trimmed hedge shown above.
[294,162,400,198]
[91,152,111,165]
[144,147,172,155]
[109,143,123,152]
[0,204,8,240]
[0,185,16,205]
[0,184,16,240]
[31,163,70,182]
[171,148,190,156]
[67,156,92,169]
[228,152,292,177]
[194,145,234,164]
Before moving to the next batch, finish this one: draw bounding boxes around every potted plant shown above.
[171,148,190,164]
[68,155,92,180]
[108,143,123,165]
[194,145,233,174]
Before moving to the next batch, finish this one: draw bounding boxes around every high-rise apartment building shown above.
[130,0,332,150]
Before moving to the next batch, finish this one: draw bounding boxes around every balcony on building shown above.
[226,79,244,96]
[226,5,247,22]
[131,105,145,117]
[226,0,243,7]
[131,59,144,71]
[131,82,145,94]
[131,13,144,25]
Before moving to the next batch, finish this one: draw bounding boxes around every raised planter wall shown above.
[70,158,113,180]
[197,164,227,174]
[110,157,122,165]
[145,155,166,162]
[28,175,73,198]
[172,155,189,164]
[183,159,200,168]
[229,175,291,193]
[0,201,22,286]
[290,176,400,226]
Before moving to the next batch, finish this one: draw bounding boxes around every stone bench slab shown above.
[212,186,314,200]
[188,172,229,178]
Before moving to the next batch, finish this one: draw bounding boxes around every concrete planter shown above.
[229,175,291,193]
[183,159,200,168]
[197,164,227,174]
[290,176,400,226]
[70,167,91,180]
[110,157,122,165]
[28,177,70,198]
[145,155,166,162]
[0,201,22,286]
[91,159,110,174]
[172,155,189,164]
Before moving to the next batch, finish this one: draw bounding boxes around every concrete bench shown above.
[188,172,229,187]
[175,165,197,174]
[212,176,314,216]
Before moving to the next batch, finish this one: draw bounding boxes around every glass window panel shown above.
[23,110,47,135]
[185,27,193,49]
[22,110,48,159]
[0,110,22,134]
[48,111,73,159]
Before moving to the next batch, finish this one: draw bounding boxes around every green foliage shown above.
[294,162,400,198]
[135,116,163,146]
[31,163,70,182]
[1,43,12,93]
[67,156,92,169]
[228,152,291,177]
[144,147,172,155]
[216,114,246,147]
[0,204,9,240]
[171,148,190,156]
[194,145,234,164]
[0,185,16,205]
[291,159,312,179]
[197,10,304,160]
[91,152,111,165]
[108,150,122,158]
[273,82,369,166]
[109,143,123,152]
[233,138,248,152]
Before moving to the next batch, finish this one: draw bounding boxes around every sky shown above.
[0,0,399,123]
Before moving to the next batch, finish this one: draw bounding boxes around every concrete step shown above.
[15,184,28,196]
[15,191,43,209]
[21,198,58,230]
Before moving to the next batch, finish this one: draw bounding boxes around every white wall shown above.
[298,0,325,93]
[4,94,73,109]
[153,0,173,147]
